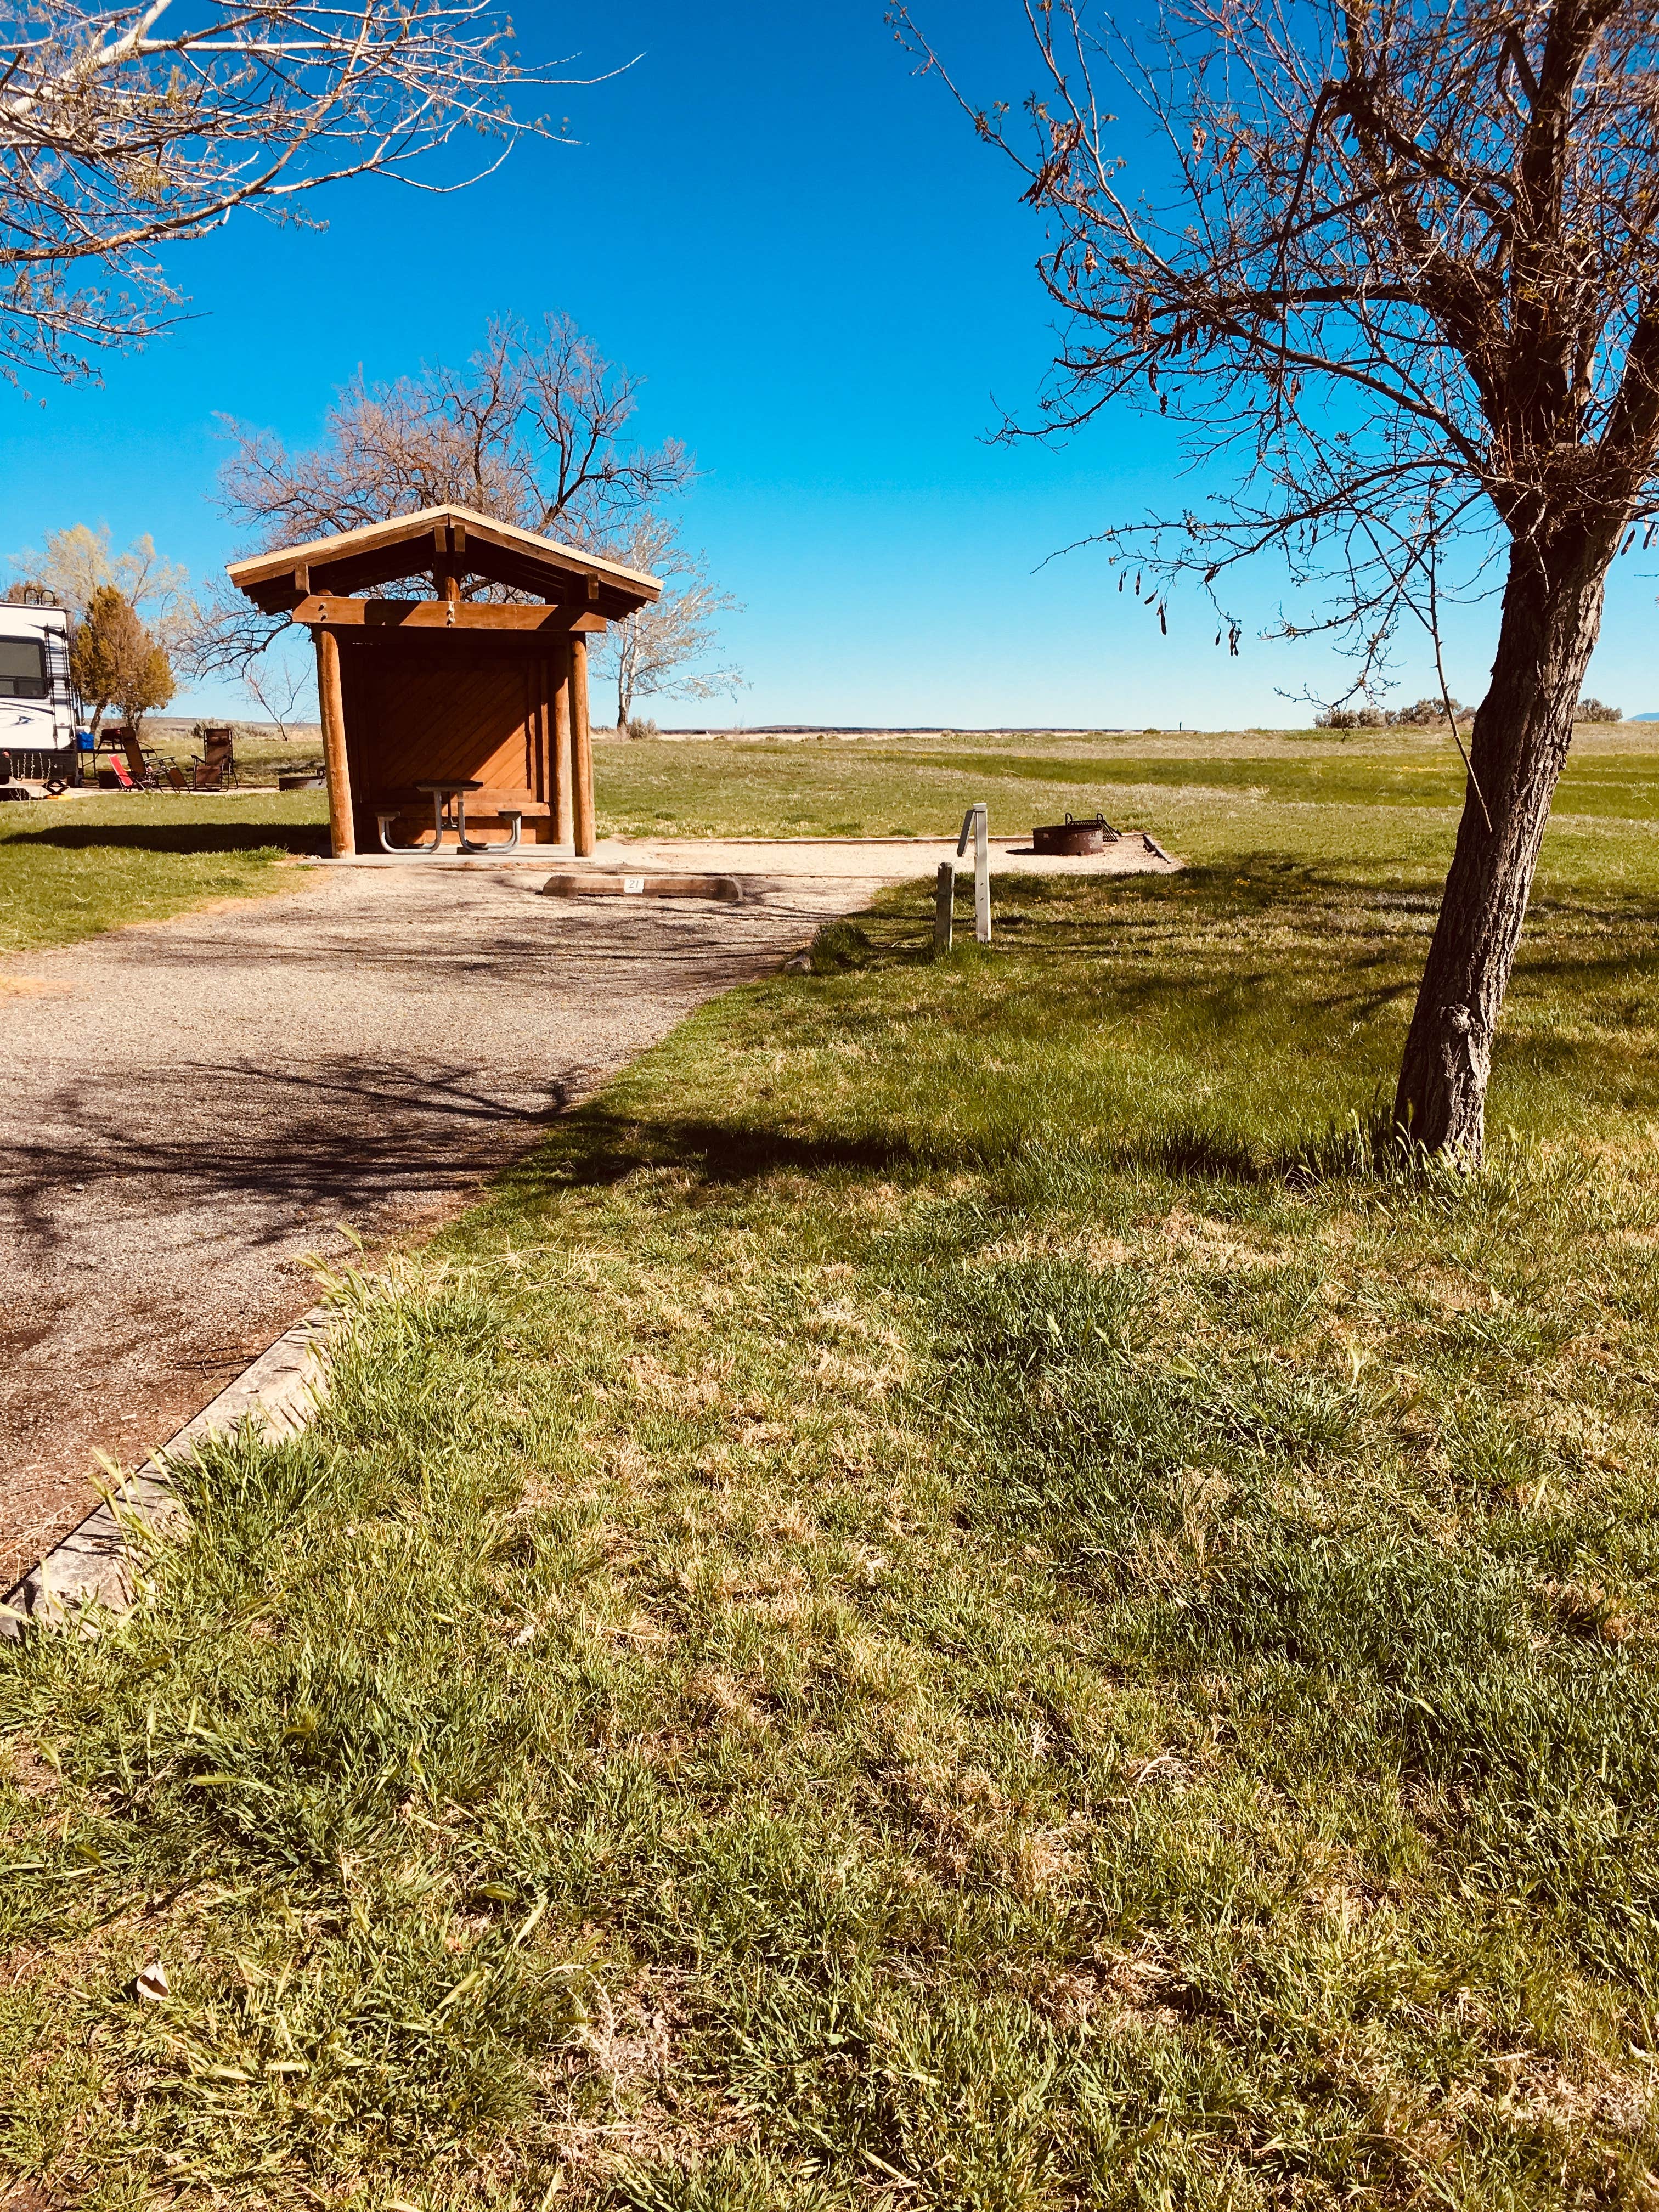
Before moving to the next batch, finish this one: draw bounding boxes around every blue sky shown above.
[3,0,1654,726]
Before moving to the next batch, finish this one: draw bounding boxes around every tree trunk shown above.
[1393,528,1616,1162]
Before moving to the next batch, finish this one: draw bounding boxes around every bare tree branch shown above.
[595,510,742,731]
[0,0,604,382]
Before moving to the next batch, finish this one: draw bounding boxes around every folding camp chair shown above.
[95,727,157,789]
[191,727,236,791]
[120,731,158,788]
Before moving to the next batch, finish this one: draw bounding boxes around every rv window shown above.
[0,639,48,699]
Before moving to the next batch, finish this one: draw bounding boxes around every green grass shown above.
[0,792,329,957]
[8,724,1655,958]
[594,723,1659,845]
[8,741,1659,2205]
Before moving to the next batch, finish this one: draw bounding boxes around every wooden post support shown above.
[571,630,596,857]
[551,636,574,850]
[314,627,354,857]
[933,861,955,953]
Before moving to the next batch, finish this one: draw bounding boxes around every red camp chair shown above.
[120,731,156,787]
[95,727,158,789]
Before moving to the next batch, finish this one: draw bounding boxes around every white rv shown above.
[0,598,77,786]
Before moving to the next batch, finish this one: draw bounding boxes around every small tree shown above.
[900,0,1659,1161]
[242,643,315,747]
[597,512,743,731]
[14,523,194,646]
[118,640,175,735]
[71,584,173,735]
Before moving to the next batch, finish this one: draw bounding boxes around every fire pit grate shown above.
[1032,812,1121,856]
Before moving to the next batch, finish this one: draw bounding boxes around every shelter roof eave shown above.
[225,504,661,622]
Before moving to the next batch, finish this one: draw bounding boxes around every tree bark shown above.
[1393,526,1616,1161]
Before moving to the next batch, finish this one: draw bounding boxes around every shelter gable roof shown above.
[226,504,661,622]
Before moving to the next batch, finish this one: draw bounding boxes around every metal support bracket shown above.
[956,802,991,942]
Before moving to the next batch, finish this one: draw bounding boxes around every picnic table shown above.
[377,778,522,856]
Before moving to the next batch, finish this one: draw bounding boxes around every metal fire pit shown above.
[1032,811,1120,856]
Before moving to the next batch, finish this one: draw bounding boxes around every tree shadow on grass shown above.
[511,1097,1360,1204]
[7,821,331,858]
[503,1107,918,1204]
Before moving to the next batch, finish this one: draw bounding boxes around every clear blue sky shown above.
[2,0,1654,726]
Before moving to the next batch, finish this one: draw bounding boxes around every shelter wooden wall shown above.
[336,630,573,848]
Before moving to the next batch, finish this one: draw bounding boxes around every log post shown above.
[933,861,955,953]
[551,636,574,850]
[571,631,596,857]
[314,627,354,857]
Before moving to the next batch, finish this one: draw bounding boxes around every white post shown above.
[973,802,990,943]
[934,861,955,952]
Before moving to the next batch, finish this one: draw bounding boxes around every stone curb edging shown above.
[1,1307,334,1637]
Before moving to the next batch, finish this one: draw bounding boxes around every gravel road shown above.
[0,864,882,1589]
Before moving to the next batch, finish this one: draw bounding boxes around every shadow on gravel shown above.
[0,1062,579,1260]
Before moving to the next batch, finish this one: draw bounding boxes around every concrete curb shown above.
[1,1307,334,1637]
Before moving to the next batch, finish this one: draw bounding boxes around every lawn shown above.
[0,792,328,958]
[6,736,1659,2207]
[595,722,1659,846]
[5,724,1656,958]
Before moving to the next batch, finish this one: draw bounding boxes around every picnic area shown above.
[4,716,1659,2203]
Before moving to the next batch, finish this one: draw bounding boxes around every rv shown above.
[0,597,77,787]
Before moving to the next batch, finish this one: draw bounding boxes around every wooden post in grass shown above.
[314,627,354,857]
[571,632,596,857]
[934,861,955,952]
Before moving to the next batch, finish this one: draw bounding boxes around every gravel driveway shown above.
[0,864,883,1589]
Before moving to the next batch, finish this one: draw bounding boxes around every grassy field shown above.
[0,791,328,958]
[595,723,1659,847]
[3,724,1655,959]
[6,735,1659,2206]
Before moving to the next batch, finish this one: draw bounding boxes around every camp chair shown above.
[94,727,156,789]
[165,763,190,794]
[120,731,157,788]
[192,728,236,791]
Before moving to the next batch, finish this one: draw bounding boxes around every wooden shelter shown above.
[227,505,661,858]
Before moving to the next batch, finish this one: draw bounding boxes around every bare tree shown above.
[13,521,193,642]
[220,315,692,555]
[1,0,579,384]
[242,639,315,746]
[194,315,694,677]
[898,0,1659,1161]
[595,511,742,731]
